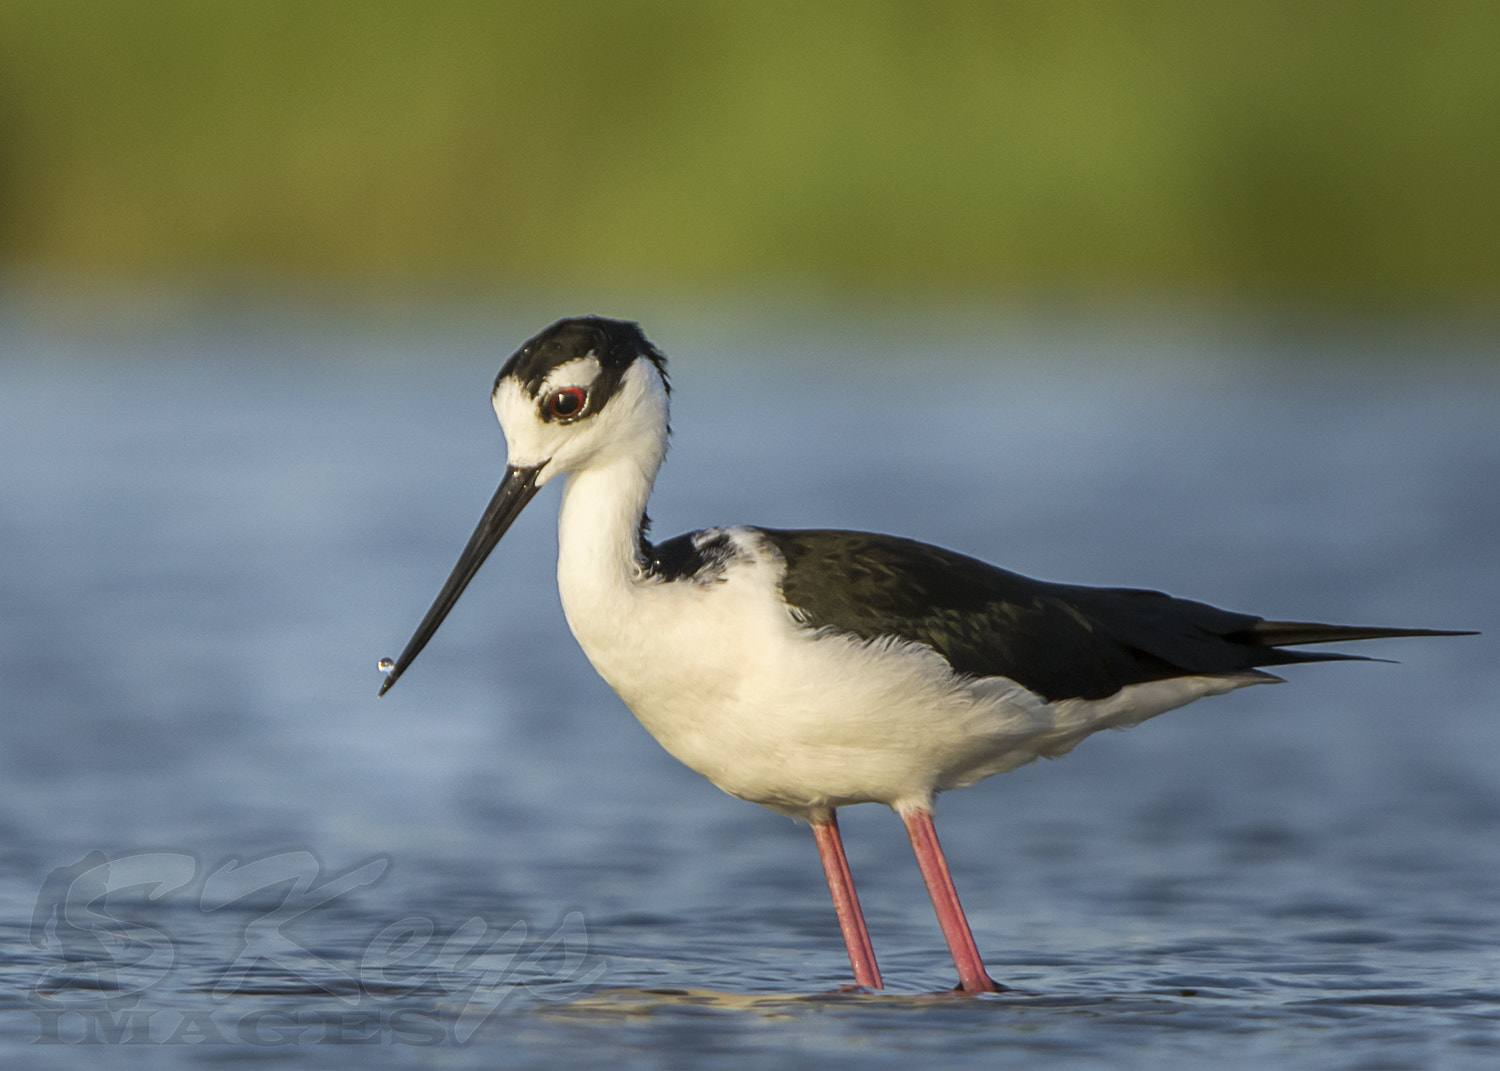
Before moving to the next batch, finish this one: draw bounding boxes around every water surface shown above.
[1,310,1496,1068]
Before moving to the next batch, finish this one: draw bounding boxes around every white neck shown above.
[558,454,652,581]
[553,440,664,662]
[502,355,671,693]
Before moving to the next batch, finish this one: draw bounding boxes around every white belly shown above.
[557,534,1264,818]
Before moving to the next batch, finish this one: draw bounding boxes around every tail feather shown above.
[1243,621,1478,649]
[1219,620,1476,674]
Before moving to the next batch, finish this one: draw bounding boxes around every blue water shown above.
[1,305,1496,1068]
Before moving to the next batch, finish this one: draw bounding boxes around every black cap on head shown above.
[495,317,669,399]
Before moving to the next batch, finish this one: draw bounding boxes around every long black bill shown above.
[379,464,544,696]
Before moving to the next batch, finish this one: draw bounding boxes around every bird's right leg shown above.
[811,810,883,989]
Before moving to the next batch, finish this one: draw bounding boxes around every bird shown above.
[378,316,1473,995]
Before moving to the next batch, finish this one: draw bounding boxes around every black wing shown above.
[755,528,1469,702]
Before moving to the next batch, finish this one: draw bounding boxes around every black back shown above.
[753,528,1463,702]
[647,528,739,584]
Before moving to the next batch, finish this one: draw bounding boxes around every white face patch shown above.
[540,355,602,395]
[491,377,550,469]
[491,355,670,486]
[490,354,609,477]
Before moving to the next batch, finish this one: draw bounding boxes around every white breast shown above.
[553,486,1269,819]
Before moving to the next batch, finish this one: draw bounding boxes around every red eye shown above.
[545,387,587,420]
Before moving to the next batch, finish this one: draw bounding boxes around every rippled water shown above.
[1,308,1496,1068]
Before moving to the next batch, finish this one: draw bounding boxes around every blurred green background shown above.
[1,0,1497,310]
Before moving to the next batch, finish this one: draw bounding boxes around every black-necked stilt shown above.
[380,316,1473,995]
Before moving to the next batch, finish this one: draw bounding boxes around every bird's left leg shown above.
[901,807,1003,994]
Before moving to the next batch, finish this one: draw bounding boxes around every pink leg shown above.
[811,812,883,989]
[902,808,1003,993]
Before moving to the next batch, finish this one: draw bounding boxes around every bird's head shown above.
[378,316,669,695]
[491,316,670,485]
